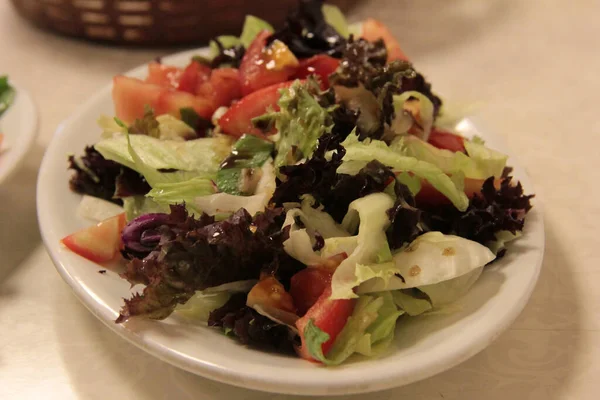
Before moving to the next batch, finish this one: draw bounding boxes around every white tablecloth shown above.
[1,0,599,398]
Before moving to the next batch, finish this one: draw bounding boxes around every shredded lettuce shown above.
[147,176,216,204]
[266,79,332,171]
[155,115,196,141]
[357,232,496,293]
[393,135,507,179]
[95,134,232,176]
[216,134,274,195]
[463,140,509,179]
[391,290,433,316]
[341,133,469,211]
[330,193,394,299]
[122,196,169,221]
[187,160,276,216]
[175,292,231,321]
[391,92,435,140]
[282,196,350,265]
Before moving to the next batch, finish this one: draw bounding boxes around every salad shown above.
[0,75,16,151]
[62,0,533,365]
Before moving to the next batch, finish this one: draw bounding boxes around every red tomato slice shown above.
[196,67,242,109]
[177,61,211,94]
[428,128,466,152]
[290,269,332,316]
[416,177,502,206]
[113,76,164,124]
[145,62,182,88]
[294,55,340,89]
[239,30,297,96]
[155,89,215,120]
[218,80,296,137]
[295,285,356,361]
[361,18,409,62]
[61,213,126,264]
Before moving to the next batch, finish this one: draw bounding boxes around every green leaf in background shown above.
[240,15,274,48]
[216,134,274,195]
[209,35,242,57]
[0,75,16,117]
[322,3,349,38]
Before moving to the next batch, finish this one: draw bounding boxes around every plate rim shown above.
[0,81,38,184]
[37,47,545,395]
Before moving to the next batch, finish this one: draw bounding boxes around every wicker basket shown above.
[11,0,352,46]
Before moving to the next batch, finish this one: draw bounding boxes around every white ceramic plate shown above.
[37,49,544,395]
[0,82,38,184]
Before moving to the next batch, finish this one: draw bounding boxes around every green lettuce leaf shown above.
[304,293,403,365]
[240,15,274,48]
[391,289,433,316]
[341,132,469,211]
[486,230,522,255]
[357,232,496,293]
[0,75,15,117]
[267,79,332,171]
[304,294,382,365]
[418,267,483,307]
[122,196,169,221]
[322,3,349,38]
[147,176,216,203]
[391,91,435,139]
[95,133,232,175]
[464,140,509,179]
[393,135,507,179]
[282,195,351,266]
[185,160,276,216]
[175,292,231,321]
[216,134,274,195]
[330,193,394,299]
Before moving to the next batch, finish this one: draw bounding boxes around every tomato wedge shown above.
[361,18,409,62]
[113,76,163,124]
[145,62,182,88]
[61,213,126,264]
[290,269,332,316]
[218,80,296,137]
[428,128,466,152]
[239,30,298,96]
[196,67,242,110]
[294,55,340,89]
[177,61,211,94]
[155,89,214,120]
[295,284,356,361]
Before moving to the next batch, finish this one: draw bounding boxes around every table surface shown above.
[1,0,599,399]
